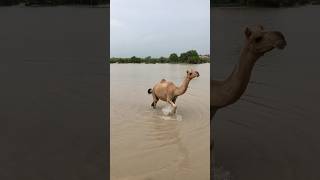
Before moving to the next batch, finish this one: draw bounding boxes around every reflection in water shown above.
[111,64,209,180]
[144,116,191,175]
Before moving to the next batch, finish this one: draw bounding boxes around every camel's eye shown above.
[189,72,192,76]
[255,36,263,43]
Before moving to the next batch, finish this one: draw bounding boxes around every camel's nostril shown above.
[276,40,287,49]
[280,41,287,49]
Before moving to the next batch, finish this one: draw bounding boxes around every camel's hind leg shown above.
[151,92,159,109]
[172,96,177,103]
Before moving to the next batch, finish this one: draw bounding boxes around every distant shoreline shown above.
[110,50,210,64]
[0,3,109,8]
[110,62,210,64]
[212,2,320,8]
[109,58,210,64]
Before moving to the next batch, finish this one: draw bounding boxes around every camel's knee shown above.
[168,101,176,108]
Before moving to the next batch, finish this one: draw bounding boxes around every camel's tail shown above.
[147,88,152,94]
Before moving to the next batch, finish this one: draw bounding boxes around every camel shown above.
[210,25,287,177]
[147,69,200,114]
[209,25,287,169]
[211,25,287,119]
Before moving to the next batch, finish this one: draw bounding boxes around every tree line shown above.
[0,0,108,6]
[212,0,320,7]
[110,50,210,64]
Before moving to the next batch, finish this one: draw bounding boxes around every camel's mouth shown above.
[275,39,287,49]
[196,71,200,77]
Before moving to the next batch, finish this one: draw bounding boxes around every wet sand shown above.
[111,64,210,180]
[212,6,320,180]
[0,7,108,179]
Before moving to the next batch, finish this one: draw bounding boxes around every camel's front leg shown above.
[167,98,177,114]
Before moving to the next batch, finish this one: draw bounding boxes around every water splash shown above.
[162,105,174,116]
[161,105,183,121]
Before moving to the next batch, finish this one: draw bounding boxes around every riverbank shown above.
[110,57,210,64]
[0,2,108,8]
[0,4,109,9]
[110,50,210,64]
[212,1,319,8]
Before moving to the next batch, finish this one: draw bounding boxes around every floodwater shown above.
[110,63,210,180]
[212,5,320,180]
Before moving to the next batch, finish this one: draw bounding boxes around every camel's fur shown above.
[148,69,199,114]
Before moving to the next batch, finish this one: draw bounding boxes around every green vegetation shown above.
[212,0,320,7]
[0,0,108,6]
[110,50,210,64]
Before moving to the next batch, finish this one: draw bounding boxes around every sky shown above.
[110,0,210,58]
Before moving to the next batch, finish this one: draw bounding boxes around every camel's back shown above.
[153,79,176,100]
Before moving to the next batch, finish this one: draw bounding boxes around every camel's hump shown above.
[160,79,166,83]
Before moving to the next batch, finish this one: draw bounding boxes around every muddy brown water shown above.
[212,5,320,180]
[110,63,210,180]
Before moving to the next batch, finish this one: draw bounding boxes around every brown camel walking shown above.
[148,69,200,114]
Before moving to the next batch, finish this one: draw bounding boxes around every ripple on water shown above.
[111,64,210,180]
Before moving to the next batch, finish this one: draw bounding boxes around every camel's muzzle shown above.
[196,71,200,77]
[276,40,287,49]
[274,31,287,49]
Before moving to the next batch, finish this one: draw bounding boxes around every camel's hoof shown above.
[173,108,177,114]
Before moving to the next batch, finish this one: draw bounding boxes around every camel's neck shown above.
[225,44,261,100]
[174,77,191,96]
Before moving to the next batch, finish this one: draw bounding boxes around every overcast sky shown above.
[111,0,210,57]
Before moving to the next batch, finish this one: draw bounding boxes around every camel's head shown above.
[186,69,200,80]
[244,25,287,55]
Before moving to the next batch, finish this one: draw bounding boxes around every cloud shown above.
[110,18,125,28]
[111,0,210,57]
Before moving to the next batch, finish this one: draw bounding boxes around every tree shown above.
[159,57,167,63]
[130,56,141,63]
[169,53,179,63]
[179,50,200,63]
[144,56,152,64]
[187,56,200,64]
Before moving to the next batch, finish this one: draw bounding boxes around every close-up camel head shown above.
[186,69,200,80]
[211,25,287,119]
[244,25,287,55]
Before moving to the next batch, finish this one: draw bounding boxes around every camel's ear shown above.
[244,27,252,39]
[186,70,189,74]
